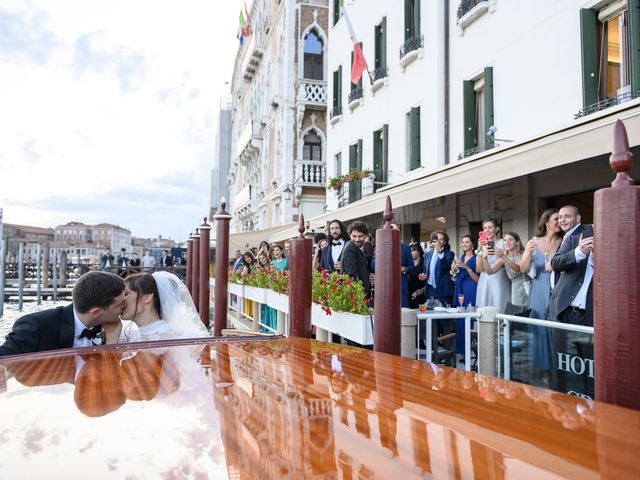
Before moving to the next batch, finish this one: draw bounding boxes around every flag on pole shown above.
[340,0,369,85]
[236,2,252,44]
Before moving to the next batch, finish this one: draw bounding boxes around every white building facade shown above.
[228,0,331,235]
[316,0,640,246]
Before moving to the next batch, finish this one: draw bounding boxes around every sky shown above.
[0,0,241,242]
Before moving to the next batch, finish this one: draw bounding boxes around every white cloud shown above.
[0,0,240,241]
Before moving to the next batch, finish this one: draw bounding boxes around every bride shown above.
[106,271,210,343]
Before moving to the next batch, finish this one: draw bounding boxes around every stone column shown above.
[477,306,500,377]
[401,308,417,359]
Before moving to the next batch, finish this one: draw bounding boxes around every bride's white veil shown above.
[152,271,210,338]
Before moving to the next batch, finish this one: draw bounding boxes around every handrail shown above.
[496,313,594,334]
[417,311,482,371]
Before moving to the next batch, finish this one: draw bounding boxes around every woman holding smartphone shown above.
[519,209,562,385]
[495,232,528,307]
[475,218,510,311]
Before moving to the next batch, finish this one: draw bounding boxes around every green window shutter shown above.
[357,139,363,170]
[410,107,421,170]
[382,124,389,185]
[381,17,387,68]
[415,0,421,36]
[375,25,381,69]
[333,0,340,25]
[484,67,494,148]
[338,66,342,107]
[463,80,475,152]
[404,0,414,40]
[332,70,338,108]
[373,130,381,178]
[580,9,598,107]
[629,0,640,92]
[349,143,357,170]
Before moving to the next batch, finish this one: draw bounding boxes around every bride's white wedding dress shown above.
[137,319,180,341]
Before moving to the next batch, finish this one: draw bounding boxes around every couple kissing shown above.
[0,271,209,357]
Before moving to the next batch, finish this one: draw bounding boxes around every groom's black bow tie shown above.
[79,327,100,340]
[332,241,343,246]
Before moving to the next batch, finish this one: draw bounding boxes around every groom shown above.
[0,271,126,357]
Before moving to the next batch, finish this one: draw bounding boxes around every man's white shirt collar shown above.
[564,223,581,241]
[73,309,93,348]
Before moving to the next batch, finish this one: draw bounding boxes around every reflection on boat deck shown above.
[0,337,638,479]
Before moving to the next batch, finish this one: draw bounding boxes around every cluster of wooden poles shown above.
[185,218,212,329]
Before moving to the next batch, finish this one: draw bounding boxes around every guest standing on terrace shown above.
[452,235,479,356]
[270,243,288,271]
[476,218,510,311]
[497,232,528,307]
[408,243,426,309]
[519,209,562,385]
[341,222,371,298]
[320,219,348,273]
[418,231,454,307]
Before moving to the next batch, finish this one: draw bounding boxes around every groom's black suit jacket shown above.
[0,304,75,357]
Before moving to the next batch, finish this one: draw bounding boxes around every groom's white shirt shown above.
[73,310,93,349]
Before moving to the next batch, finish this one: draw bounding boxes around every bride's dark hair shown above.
[125,273,162,320]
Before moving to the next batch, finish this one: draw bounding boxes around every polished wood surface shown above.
[1,337,639,479]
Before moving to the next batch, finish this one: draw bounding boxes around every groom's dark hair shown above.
[73,272,125,313]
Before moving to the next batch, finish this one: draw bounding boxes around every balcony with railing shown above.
[575,91,640,119]
[399,34,424,70]
[296,79,327,109]
[457,142,495,160]
[329,105,343,125]
[456,0,496,33]
[294,159,326,187]
[348,87,364,110]
[370,65,389,94]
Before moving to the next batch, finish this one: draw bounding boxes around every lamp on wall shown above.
[282,184,294,202]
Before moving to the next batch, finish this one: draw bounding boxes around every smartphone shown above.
[478,231,488,243]
[582,224,593,238]
[487,240,495,249]
[431,233,438,242]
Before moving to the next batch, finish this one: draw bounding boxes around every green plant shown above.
[312,269,369,315]
[228,268,369,315]
[327,175,344,190]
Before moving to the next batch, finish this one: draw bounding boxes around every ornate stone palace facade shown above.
[228,0,330,233]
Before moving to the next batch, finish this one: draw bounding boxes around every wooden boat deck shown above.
[0,336,638,479]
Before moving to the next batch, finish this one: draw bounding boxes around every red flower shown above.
[332,285,338,291]
[349,292,354,300]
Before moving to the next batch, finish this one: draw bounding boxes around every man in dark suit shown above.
[320,219,349,273]
[419,230,455,307]
[0,272,126,357]
[160,250,174,267]
[117,248,129,277]
[341,221,371,297]
[548,231,594,327]
[551,205,583,288]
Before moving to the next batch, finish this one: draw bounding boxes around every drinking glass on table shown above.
[457,293,465,309]
[418,304,427,313]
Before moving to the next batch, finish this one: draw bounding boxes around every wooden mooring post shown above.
[593,119,640,410]
[288,215,312,338]
[373,196,401,355]
[199,218,211,328]
[213,200,232,337]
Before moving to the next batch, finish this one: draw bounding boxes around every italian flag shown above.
[340,0,369,85]
[237,1,252,43]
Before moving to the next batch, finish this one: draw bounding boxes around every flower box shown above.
[311,304,373,345]
[228,282,243,296]
[244,285,267,303]
[266,290,289,313]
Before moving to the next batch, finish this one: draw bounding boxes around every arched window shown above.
[303,31,323,80]
[303,130,322,161]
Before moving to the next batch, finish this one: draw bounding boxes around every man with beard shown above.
[320,219,349,273]
[341,222,371,298]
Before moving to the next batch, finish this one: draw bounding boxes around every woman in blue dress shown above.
[452,235,479,357]
[519,209,562,384]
